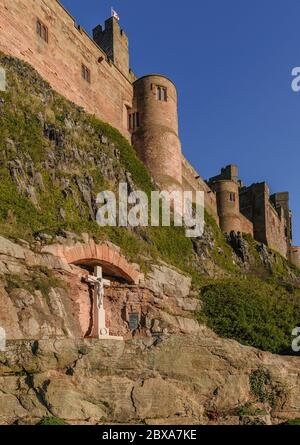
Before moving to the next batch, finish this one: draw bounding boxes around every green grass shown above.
[197,277,300,354]
[204,211,239,274]
[285,418,300,425]
[5,267,65,303]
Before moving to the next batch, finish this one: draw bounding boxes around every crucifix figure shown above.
[86,266,111,338]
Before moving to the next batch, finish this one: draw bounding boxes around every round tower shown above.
[131,75,182,191]
[213,180,242,233]
[289,247,300,269]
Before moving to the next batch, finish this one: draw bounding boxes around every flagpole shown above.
[111,7,120,21]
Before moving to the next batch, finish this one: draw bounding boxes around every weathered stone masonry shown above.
[0,0,133,139]
[0,0,299,263]
[209,165,294,259]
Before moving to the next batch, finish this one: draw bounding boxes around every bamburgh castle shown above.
[1,0,300,267]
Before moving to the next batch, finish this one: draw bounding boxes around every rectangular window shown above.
[36,19,48,43]
[156,85,168,102]
[81,64,91,83]
[229,192,236,202]
[129,112,140,131]
[128,114,132,131]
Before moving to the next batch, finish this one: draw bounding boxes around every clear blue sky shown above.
[62,0,300,244]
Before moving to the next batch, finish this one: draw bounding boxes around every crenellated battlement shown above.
[93,18,129,79]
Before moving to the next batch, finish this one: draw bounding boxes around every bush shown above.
[236,403,267,417]
[285,418,300,425]
[39,416,67,425]
[197,278,300,354]
[249,369,278,407]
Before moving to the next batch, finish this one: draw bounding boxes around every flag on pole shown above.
[111,8,120,21]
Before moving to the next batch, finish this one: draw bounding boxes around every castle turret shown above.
[290,246,300,269]
[209,165,242,233]
[131,75,182,191]
[93,18,129,78]
[212,180,242,233]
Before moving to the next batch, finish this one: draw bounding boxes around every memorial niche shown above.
[74,260,124,341]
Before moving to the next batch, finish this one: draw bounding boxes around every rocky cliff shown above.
[1,333,300,425]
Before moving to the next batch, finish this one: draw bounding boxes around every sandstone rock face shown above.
[0,236,70,272]
[0,235,299,425]
[0,334,299,425]
[0,235,203,341]
[145,262,192,299]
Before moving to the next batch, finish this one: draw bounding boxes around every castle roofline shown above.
[56,0,76,23]
[55,1,131,83]
[134,74,177,90]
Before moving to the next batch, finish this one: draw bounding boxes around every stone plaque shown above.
[0,67,6,92]
[129,313,139,331]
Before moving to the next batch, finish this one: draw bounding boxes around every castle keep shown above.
[0,0,299,266]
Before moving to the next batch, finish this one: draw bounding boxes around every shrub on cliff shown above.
[198,278,300,354]
[38,416,67,425]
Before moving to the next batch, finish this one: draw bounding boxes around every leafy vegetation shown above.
[236,403,267,417]
[249,368,281,408]
[197,278,300,354]
[284,418,300,425]
[38,416,67,425]
[5,267,65,302]
[204,210,239,273]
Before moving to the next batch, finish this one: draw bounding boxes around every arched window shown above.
[128,112,140,131]
[156,85,168,102]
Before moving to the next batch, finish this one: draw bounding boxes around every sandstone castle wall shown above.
[0,0,133,139]
[181,156,219,222]
[240,183,289,258]
[211,167,290,258]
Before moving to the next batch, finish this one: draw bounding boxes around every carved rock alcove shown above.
[43,241,142,338]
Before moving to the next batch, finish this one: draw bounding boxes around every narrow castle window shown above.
[129,112,140,131]
[82,64,91,83]
[229,192,236,202]
[36,19,48,43]
[156,85,168,102]
[136,112,140,127]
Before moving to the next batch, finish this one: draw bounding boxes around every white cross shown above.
[86,266,111,338]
